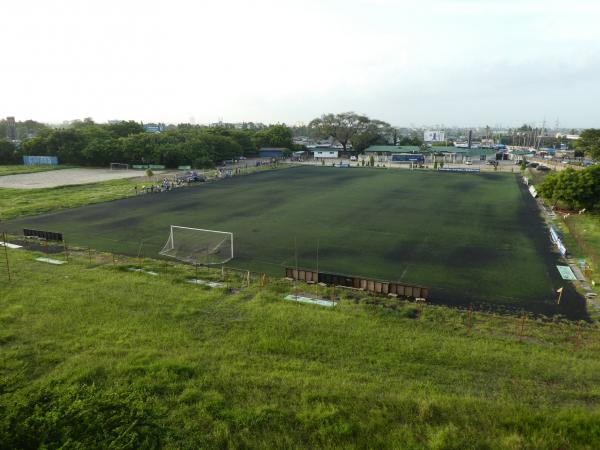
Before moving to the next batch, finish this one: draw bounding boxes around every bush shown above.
[538,165,600,210]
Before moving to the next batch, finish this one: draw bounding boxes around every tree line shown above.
[0,121,295,168]
[1,116,599,169]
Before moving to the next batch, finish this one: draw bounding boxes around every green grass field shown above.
[1,248,599,449]
[0,178,140,220]
[2,166,584,317]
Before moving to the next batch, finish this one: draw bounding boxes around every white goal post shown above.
[110,163,129,170]
[159,226,234,265]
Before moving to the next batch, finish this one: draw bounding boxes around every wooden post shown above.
[137,240,144,270]
[1,232,11,282]
[556,287,564,304]
[575,321,582,351]
[63,241,69,262]
[414,297,426,320]
[467,305,473,334]
[246,270,251,287]
[316,239,319,298]
[518,314,527,342]
[294,236,298,300]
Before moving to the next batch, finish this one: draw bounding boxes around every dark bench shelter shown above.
[258,148,288,158]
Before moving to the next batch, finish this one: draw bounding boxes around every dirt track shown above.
[0,168,158,189]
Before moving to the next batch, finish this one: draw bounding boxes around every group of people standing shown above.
[135,177,187,195]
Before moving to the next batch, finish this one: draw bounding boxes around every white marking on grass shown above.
[35,257,66,265]
[186,279,225,288]
[0,242,22,249]
[127,267,158,276]
[284,294,336,307]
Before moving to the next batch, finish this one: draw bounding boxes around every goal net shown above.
[159,226,233,265]
[110,163,129,170]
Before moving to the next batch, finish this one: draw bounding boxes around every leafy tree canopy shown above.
[579,129,600,160]
[537,165,600,210]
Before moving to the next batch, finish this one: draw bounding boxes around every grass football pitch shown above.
[3,166,585,317]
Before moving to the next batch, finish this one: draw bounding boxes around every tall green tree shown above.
[350,120,393,152]
[578,129,600,160]
[106,121,145,138]
[252,125,293,150]
[204,127,255,156]
[309,112,370,152]
[0,139,18,164]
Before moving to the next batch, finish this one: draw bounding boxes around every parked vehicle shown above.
[350,156,357,161]
[181,171,205,183]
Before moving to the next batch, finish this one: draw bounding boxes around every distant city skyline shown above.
[2,0,599,128]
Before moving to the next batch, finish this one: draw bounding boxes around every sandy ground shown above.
[0,168,156,189]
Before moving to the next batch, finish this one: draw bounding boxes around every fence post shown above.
[417,297,427,320]
[1,232,11,282]
[518,314,527,342]
[467,305,473,334]
[575,321,583,351]
[63,241,69,262]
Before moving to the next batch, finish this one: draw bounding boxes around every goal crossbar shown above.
[159,225,234,265]
[110,163,129,170]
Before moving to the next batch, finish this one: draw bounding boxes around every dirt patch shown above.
[0,168,163,189]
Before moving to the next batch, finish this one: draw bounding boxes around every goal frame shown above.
[110,162,129,170]
[159,225,234,265]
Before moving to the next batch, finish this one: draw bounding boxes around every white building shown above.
[313,149,339,158]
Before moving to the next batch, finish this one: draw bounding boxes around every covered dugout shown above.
[258,148,288,158]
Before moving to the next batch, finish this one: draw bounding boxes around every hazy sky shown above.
[2,0,599,127]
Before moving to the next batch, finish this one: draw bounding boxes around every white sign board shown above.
[424,131,445,142]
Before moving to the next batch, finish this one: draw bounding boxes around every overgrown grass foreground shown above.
[1,247,599,449]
